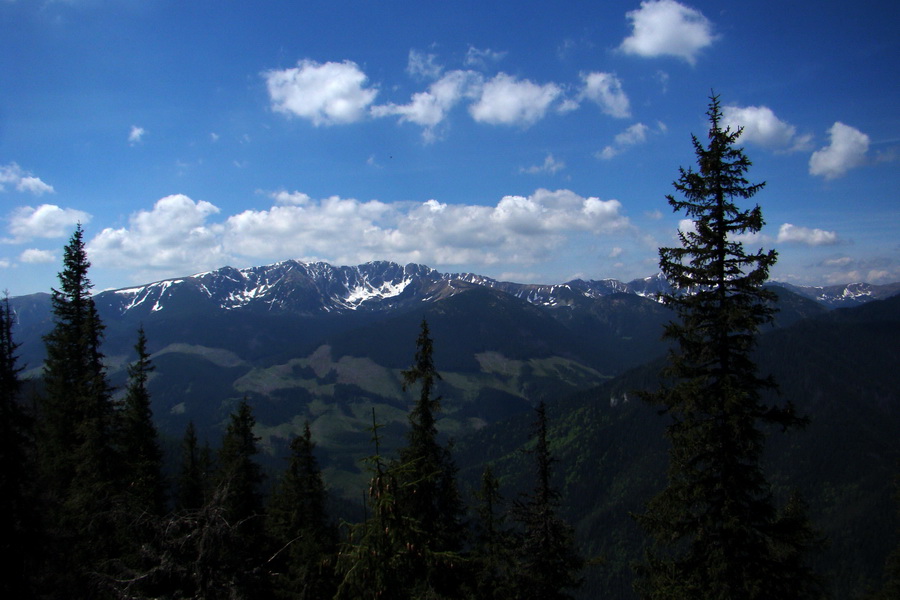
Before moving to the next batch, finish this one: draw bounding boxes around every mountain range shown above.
[7,258,900,597]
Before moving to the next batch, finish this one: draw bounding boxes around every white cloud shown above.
[371,70,483,141]
[776,223,839,246]
[809,122,869,179]
[20,248,55,264]
[86,189,631,280]
[7,204,91,242]
[580,72,630,118]
[469,73,562,127]
[822,256,853,267]
[620,0,717,65]
[407,49,442,80]
[722,105,811,151]
[598,122,650,159]
[271,190,312,205]
[129,125,146,145]
[520,154,566,175]
[0,163,55,195]
[464,46,507,69]
[264,59,378,126]
[88,194,225,273]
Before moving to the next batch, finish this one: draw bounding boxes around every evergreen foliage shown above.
[512,401,584,599]
[633,95,821,599]
[267,421,337,599]
[0,295,39,597]
[335,411,427,599]
[471,464,519,600]
[398,318,466,559]
[215,399,269,597]
[176,420,213,510]
[37,224,124,596]
[120,326,166,516]
[334,322,470,600]
[869,473,900,600]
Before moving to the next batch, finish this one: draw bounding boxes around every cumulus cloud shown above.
[722,105,811,151]
[371,70,483,141]
[580,72,630,118]
[264,59,378,126]
[776,223,839,246]
[87,194,225,272]
[809,122,869,179]
[0,163,55,195]
[620,0,717,65]
[227,189,629,266]
[128,125,146,145]
[20,248,55,264]
[469,73,562,127]
[520,154,566,175]
[84,189,631,281]
[7,204,91,242]
[598,123,651,159]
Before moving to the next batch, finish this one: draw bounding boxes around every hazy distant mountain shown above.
[769,280,900,308]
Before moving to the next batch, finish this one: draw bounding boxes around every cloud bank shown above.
[86,189,631,282]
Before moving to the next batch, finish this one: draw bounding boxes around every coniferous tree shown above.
[37,224,122,596]
[633,94,820,599]
[397,318,467,596]
[335,410,421,599]
[176,421,213,510]
[120,326,165,516]
[215,399,269,597]
[471,464,518,600]
[267,421,337,599]
[869,473,900,600]
[512,401,583,600]
[0,295,39,597]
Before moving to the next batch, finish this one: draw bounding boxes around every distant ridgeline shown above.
[7,258,900,598]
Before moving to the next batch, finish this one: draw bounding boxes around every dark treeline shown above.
[0,228,583,599]
[3,95,898,600]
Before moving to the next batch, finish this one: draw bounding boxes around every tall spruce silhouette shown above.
[634,95,821,599]
[38,224,123,596]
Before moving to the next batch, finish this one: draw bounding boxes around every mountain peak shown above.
[92,260,899,319]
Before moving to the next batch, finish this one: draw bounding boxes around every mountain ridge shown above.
[74,259,900,317]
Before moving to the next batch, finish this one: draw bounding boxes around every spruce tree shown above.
[512,401,583,600]
[215,399,269,597]
[176,421,212,510]
[37,224,122,596]
[335,410,421,599]
[0,295,39,597]
[634,94,820,599]
[398,318,466,596]
[471,464,518,600]
[267,421,336,599]
[120,326,166,516]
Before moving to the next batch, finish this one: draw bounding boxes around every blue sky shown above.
[1,0,898,296]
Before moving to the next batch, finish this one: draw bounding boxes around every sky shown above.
[1,0,898,296]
